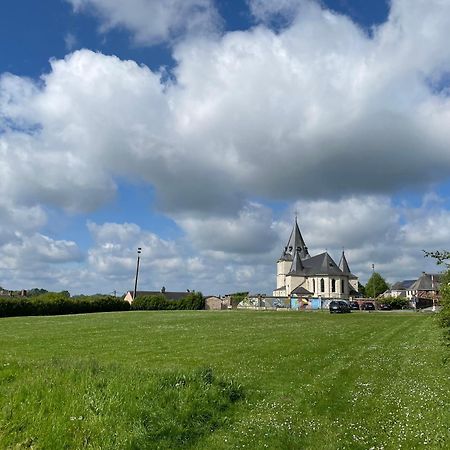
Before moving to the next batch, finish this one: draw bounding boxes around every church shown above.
[273,217,359,300]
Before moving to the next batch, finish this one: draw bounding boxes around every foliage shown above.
[229,292,249,308]
[26,288,49,297]
[437,270,450,338]
[0,361,243,449]
[365,272,389,298]
[0,311,448,449]
[424,250,450,340]
[131,292,204,311]
[377,296,409,309]
[424,250,450,267]
[0,294,130,317]
[358,282,366,297]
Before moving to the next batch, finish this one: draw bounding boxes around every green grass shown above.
[0,311,449,449]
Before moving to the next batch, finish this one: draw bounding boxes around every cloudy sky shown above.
[1,0,450,295]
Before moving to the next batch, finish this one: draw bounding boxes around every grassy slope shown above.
[0,311,448,449]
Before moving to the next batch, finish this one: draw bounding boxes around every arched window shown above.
[320,278,325,293]
[331,279,336,292]
[341,279,345,294]
[312,279,316,292]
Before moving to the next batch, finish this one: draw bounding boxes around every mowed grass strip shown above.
[0,311,449,449]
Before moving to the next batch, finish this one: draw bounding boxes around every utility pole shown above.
[371,264,375,299]
[133,247,142,301]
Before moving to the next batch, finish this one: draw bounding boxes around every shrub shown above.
[0,295,130,318]
[378,296,409,310]
[131,292,204,311]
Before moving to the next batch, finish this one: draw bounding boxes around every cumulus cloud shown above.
[283,194,449,283]
[175,202,277,254]
[67,0,220,45]
[3,1,450,216]
[1,0,450,292]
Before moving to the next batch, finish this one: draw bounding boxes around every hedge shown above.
[131,292,204,311]
[0,294,130,318]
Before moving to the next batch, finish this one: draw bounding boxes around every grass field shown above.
[0,310,449,449]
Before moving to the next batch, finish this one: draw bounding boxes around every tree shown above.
[365,272,389,298]
[358,282,366,297]
[425,250,450,334]
[424,250,450,267]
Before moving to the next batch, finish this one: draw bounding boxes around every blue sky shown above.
[1,0,450,295]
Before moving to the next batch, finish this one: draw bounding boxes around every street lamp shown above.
[133,247,142,301]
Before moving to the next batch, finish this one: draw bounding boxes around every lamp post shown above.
[371,263,375,299]
[133,247,142,301]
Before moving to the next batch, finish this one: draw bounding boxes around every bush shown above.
[438,271,450,338]
[131,292,204,311]
[0,294,130,318]
[378,296,409,310]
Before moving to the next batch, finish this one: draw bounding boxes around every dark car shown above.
[361,301,376,311]
[349,301,360,310]
[378,303,392,311]
[329,300,351,314]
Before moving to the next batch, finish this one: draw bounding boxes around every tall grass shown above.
[0,360,243,449]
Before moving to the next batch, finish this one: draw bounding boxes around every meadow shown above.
[0,310,449,449]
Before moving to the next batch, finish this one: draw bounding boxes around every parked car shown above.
[349,301,360,310]
[329,300,351,314]
[361,302,376,311]
[378,303,392,311]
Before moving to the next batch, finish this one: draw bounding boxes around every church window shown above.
[331,279,336,292]
[312,279,316,292]
[320,278,325,293]
[341,279,345,294]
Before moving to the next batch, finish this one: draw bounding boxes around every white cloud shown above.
[67,0,220,45]
[1,0,450,292]
[64,32,78,51]
[175,202,277,254]
[3,1,450,215]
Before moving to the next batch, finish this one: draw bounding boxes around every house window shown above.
[331,279,336,292]
[313,279,315,292]
[341,279,345,294]
[320,278,325,293]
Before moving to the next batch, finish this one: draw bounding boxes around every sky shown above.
[1,0,450,296]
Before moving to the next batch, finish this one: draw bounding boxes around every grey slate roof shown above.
[288,248,305,275]
[338,250,358,279]
[409,273,441,291]
[291,285,313,295]
[280,217,310,261]
[288,252,345,277]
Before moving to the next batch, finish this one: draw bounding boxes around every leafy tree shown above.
[365,272,389,298]
[358,282,366,297]
[27,288,49,297]
[229,292,249,308]
[424,250,450,267]
[425,250,450,336]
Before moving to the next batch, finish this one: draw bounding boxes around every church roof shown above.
[288,248,305,275]
[287,252,345,277]
[291,285,313,295]
[283,217,310,260]
[338,251,357,278]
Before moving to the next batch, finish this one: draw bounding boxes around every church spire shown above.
[338,250,351,274]
[288,247,305,274]
[285,216,310,259]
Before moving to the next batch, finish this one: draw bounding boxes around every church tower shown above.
[275,217,310,294]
